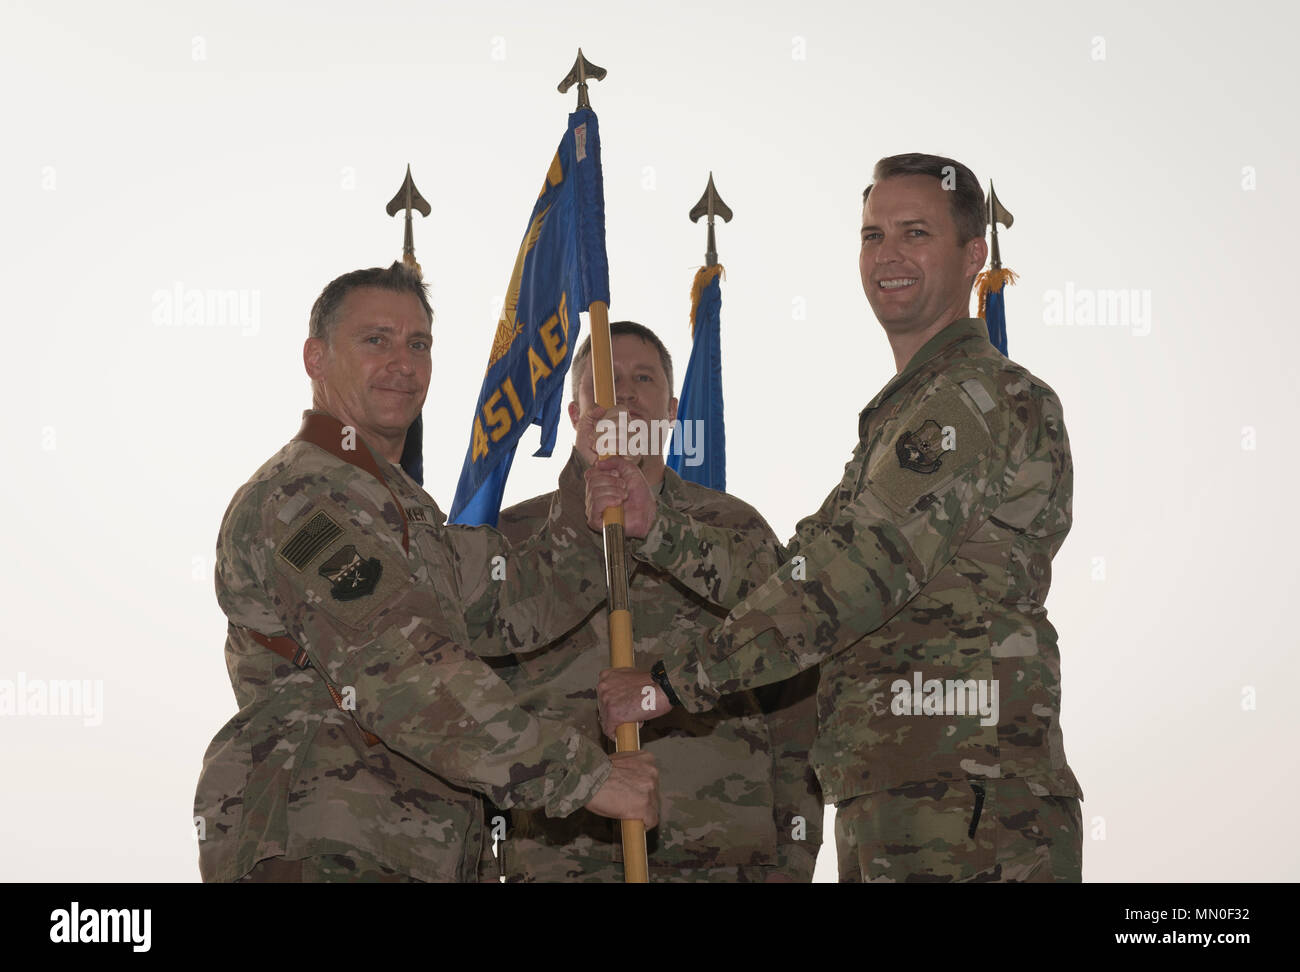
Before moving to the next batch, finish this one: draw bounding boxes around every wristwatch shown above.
[649,660,682,708]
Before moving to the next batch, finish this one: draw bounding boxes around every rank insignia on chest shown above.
[896,419,946,474]
[318,544,383,600]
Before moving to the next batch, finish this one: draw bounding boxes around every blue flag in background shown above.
[449,109,610,526]
[667,265,726,491]
[976,267,1017,357]
[983,286,1008,356]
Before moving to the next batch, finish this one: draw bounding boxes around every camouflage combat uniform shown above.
[482,452,823,882]
[195,411,613,883]
[637,319,1084,882]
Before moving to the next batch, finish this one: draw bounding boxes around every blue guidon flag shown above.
[977,267,1015,357]
[982,283,1009,355]
[667,265,726,491]
[449,108,610,526]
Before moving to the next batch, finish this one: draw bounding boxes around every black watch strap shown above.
[649,660,682,708]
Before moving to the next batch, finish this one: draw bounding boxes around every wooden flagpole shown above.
[559,50,649,884]
[588,300,649,884]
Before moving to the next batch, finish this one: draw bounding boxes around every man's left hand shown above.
[598,668,669,740]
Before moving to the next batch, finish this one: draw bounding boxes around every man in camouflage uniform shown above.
[481,322,822,882]
[194,263,658,883]
[595,154,1084,882]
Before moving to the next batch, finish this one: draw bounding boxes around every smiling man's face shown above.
[859,173,984,341]
[304,286,432,459]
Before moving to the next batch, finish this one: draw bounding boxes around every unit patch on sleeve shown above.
[277,510,344,572]
[867,387,993,515]
[318,545,383,601]
[896,419,947,474]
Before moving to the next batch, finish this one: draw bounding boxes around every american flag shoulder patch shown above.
[277,510,344,572]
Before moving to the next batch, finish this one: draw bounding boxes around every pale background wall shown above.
[1,0,1295,881]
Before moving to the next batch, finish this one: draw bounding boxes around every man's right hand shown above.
[584,457,655,538]
[583,750,660,828]
[574,403,624,467]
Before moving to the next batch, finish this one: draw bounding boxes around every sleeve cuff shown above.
[541,729,613,819]
[634,497,687,567]
[660,627,722,713]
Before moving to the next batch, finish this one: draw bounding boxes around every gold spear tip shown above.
[386,164,431,218]
[690,172,733,224]
[987,180,1013,230]
[557,49,607,107]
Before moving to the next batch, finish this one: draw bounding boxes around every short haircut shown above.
[569,320,674,399]
[308,261,433,343]
[862,153,986,245]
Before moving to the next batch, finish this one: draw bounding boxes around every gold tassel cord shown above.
[688,264,725,338]
[975,267,1018,319]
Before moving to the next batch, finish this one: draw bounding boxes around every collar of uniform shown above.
[558,448,587,503]
[898,317,990,384]
[295,409,412,550]
[657,463,685,503]
[555,449,598,538]
[296,409,392,481]
[388,454,448,525]
[856,318,990,437]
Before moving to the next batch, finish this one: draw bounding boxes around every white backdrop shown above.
[1,0,1296,882]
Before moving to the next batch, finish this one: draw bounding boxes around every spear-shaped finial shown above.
[386,164,431,277]
[987,180,1014,271]
[977,181,1017,356]
[689,172,733,268]
[557,48,607,109]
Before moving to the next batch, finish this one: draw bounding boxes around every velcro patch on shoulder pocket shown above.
[273,499,407,631]
[866,387,993,514]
